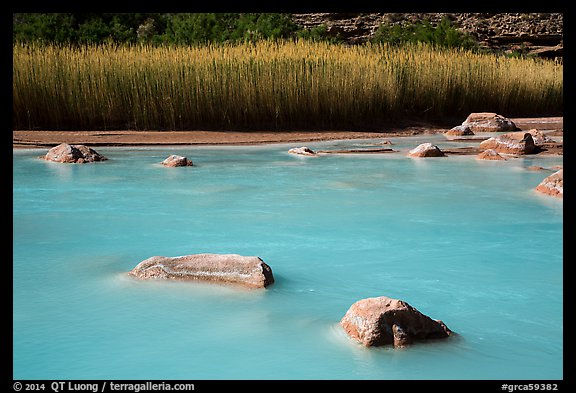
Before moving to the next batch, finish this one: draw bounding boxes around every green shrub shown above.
[161,13,299,44]
[371,17,478,50]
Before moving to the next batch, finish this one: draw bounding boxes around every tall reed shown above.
[13,41,563,131]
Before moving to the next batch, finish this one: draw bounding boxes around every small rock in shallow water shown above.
[445,125,474,136]
[288,146,316,156]
[476,149,506,160]
[161,154,193,167]
[407,143,445,157]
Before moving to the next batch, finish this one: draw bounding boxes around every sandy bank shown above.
[13,117,562,149]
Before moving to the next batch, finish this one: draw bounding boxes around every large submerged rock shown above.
[44,143,107,163]
[407,143,445,158]
[340,296,452,348]
[129,253,274,288]
[535,169,563,198]
[479,132,536,155]
[461,112,519,132]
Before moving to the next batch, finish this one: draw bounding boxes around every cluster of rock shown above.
[449,113,562,197]
[128,251,452,348]
[42,113,560,350]
[442,112,558,156]
[43,143,194,168]
[284,112,562,198]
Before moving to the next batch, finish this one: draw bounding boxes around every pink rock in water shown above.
[476,149,506,160]
[479,132,536,155]
[161,154,193,167]
[407,143,445,157]
[129,253,274,289]
[288,146,316,156]
[44,143,107,163]
[444,125,474,136]
[535,169,563,198]
[340,296,452,348]
[461,112,519,132]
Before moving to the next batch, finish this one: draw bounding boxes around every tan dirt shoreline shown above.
[13,117,563,149]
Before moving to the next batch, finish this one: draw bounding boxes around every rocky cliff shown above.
[291,13,563,58]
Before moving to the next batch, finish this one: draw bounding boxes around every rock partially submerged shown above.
[129,253,274,288]
[407,143,445,158]
[44,143,107,163]
[476,149,506,161]
[479,132,536,155]
[444,125,474,136]
[535,169,563,198]
[288,146,316,156]
[526,165,549,171]
[340,296,452,348]
[461,112,519,132]
[161,154,193,167]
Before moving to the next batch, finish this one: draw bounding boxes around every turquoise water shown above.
[13,135,563,380]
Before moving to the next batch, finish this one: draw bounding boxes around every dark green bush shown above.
[13,13,304,45]
[371,17,478,50]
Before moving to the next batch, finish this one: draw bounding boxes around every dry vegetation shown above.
[13,41,563,131]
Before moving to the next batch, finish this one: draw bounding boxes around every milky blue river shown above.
[13,135,563,380]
